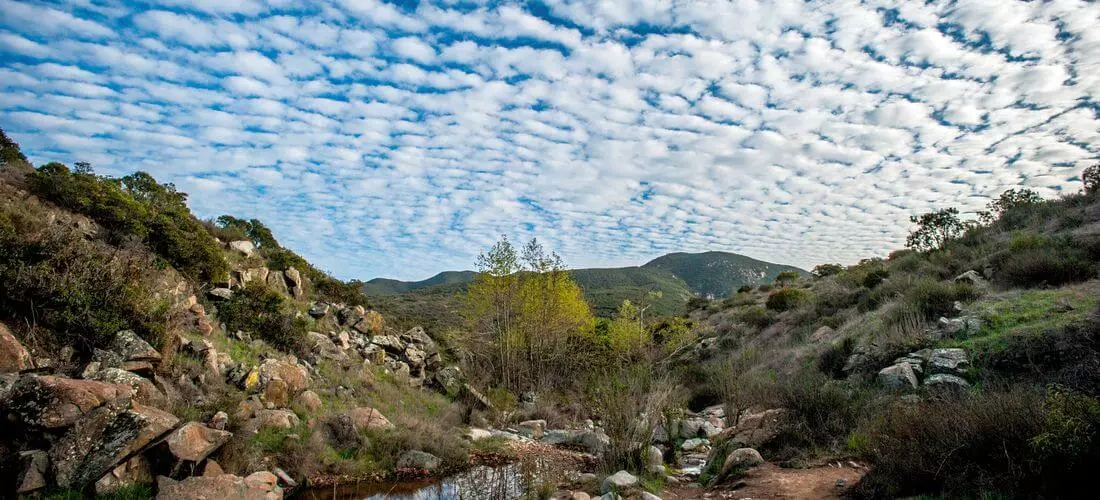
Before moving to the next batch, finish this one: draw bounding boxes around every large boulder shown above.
[679,416,722,439]
[258,358,310,395]
[722,447,764,474]
[51,400,179,488]
[110,330,161,362]
[254,409,300,431]
[601,470,639,495]
[0,322,33,373]
[937,316,982,338]
[266,270,289,295]
[877,362,918,390]
[351,310,384,335]
[167,422,233,463]
[723,408,787,448]
[371,335,405,353]
[157,472,283,500]
[94,455,152,495]
[284,267,304,298]
[928,348,969,375]
[434,366,463,395]
[89,368,167,409]
[293,390,323,413]
[305,332,348,363]
[228,240,255,257]
[924,373,971,391]
[6,374,131,428]
[344,407,394,432]
[396,450,442,472]
[541,429,609,455]
[954,270,987,287]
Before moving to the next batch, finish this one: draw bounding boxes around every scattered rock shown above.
[397,450,442,472]
[258,358,310,395]
[266,270,289,295]
[877,362,919,390]
[16,450,48,493]
[167,422,233,463]
[305,331,347,362]
[207,288,233,301]
[954,270,987,287]
[51,400,179,488]
[284,267,304,298]
[680,438,710,452]
[679,416,723,438]
[928,348,969,375]
[201,459,225,477]
[0,322,33,373]
[465,428,493,441]
[6,374,131,428]
[344,407,394,432]
[293,390,323,413]
[924,373,971,390]
[228,240,255,256]
[434,366,463,395]
[110,330,161,362]
[722,447,764,475]
[262,378,289,407]
[273,467,298,487]
[94,455,152,495]
[89,368,167,409]
[211,411,229,430]
[157,472,283,500]
[937,316,981,338]
[255,409,299,431]
[517,419,546,439]
[371,335,405,353]
[308,302,330,318]
[601,470,639,495]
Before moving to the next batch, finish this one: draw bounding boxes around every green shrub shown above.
[217,283,306,351]
[765,287,811,312]
[996,239,1095,288]
[765,372,869,461]
[739,306,775,328]
[811,263,844,279]
[817,337,855,379]
[774,271,801,285]
[901,278,979,321]
[853,386,1097,499]
[27,165,228,282]
[1,128,28,166]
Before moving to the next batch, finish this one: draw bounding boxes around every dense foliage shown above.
[217,283,308,351]
[28,163,229,282]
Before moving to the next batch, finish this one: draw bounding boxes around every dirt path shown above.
[664,462,867,499]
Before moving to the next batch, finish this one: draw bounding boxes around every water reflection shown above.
[301,463,530,499]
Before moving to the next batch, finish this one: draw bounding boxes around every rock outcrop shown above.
[0,322,33,373]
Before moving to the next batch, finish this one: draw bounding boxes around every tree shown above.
[464,236,592,391]
[906,208,966,252]
[1083,163,1100,195]
[775,271,801,285]
[812,263,844,279]
[977,188,1044,225]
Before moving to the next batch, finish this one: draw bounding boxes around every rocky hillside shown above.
[0,131,497,498]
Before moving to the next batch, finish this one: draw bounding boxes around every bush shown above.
[765,288,811,312]
[1083,163,1100,195]
[996,237,1096,288]
[738,306,775,328]
[686,295,711,312]
[766,372,869,461]
[900,278,979,321]
[217,283,306,351]
[774,271,801,285]
[817,337,855,379]
[853,386,1098,499]
[811,263,844,279]
[27,165,228,282]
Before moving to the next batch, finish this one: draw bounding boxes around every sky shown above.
[2,0,1099,281]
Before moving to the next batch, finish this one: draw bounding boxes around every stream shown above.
[299,463,531,499]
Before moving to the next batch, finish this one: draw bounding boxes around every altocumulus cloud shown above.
[2,0,1099,280]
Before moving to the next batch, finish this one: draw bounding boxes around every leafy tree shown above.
[1082,163,1100,195]
[607,299,646,353]
[906,208,966,252]
[812,263,844,279]
[977,188,1044,226]
[464,236,592,391]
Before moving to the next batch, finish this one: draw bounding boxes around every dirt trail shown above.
[664,462,867,499]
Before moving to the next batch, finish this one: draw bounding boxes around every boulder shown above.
[266,270,289,295]
[245,471,279,491]
[397,450,442,472]
[211,411,229,430]
[371,335,405,353]
[924,373,971,390]
[201,459,225,477]
[110,330,161,362]
[680,438,709,452]
[6,374,131,428]
[262,378,289,407]
[308,302,329,318]
[258,358,310,395]
[207,288,233,301]
[954,270,987,287]
[646,445,664,471]
[228,240,255,256]
[877,362,918,390]
[679,417,722,438]
[516,419,546,439]
[94,455,152,495]
[600,470,639,495]
[294,390,323,413]
[928,348,969,375]
[284,267,304,298]
[434,366,463,395]
[89,368,168,408]
[401,326,436,351]
[937,316,981,338]
[255,409,299,431]
[51,400,179,488]
[157,472,283,500]
[167,422,233,463]
[722,447,764,474]
[352,310,385,335]
[465,428,493,441]
[16,450,48,494]
[0,322,33,373]
[542,429,610,454]
[305,331,347,362]
[344,407,394,432]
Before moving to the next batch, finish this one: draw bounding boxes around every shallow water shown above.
[299,463,528,499]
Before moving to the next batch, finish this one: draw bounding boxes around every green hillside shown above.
[643,251,808,297]
[363,251,804,319]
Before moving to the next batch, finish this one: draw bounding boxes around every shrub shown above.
[811,263,844,279]
[906,208,966,252]
[1083,163,1100,195]
[217,283,306,351]
[860,268,889,289]
[996,237,1096,288]
[774,271,801,285]
[766,372,870,461]
[899,278,979,321]
[853,386,1097,499]
[738,306,775,328]
[27,165,228,282]
[591,366,675,473]
[817,337,855,379]
[736,284,754,294]
[765,288,811,312]
[686,295,711,312]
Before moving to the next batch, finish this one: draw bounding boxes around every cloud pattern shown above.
[2,0,1098,280]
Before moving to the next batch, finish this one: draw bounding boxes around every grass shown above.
[941,282,1100,356]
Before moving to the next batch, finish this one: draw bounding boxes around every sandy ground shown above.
[664,461,868,499]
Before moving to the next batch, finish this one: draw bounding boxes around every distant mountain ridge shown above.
[365,251,807,317]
